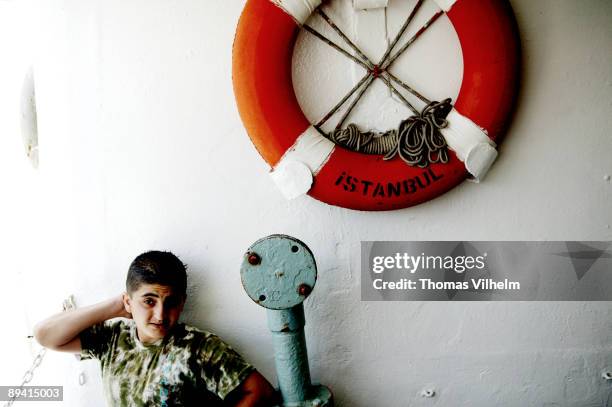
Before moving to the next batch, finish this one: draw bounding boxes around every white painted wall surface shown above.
[1,0,611,406]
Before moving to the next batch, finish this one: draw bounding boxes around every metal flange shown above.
[241,235,317,310]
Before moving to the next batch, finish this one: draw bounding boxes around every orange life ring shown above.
[233,0,519,211]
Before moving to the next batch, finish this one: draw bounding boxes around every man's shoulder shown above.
[83,317,131,338]
[174,323,216,343]
[100,318,133,337]
[105,318,132,329]
[171,324,231,353]
[80,318,134,361]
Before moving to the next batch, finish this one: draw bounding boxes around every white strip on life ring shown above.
[432,0,458,12]
[440,108,498,182]
[271,0,322,25]
[270,125,335,199]
[353,0,388,10]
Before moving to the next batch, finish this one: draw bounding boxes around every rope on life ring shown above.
[329,99,453,169]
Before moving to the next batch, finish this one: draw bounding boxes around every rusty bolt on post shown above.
[298,284,312,296]
[247,252,261,265]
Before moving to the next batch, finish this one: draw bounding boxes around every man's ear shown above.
[123,292,132,313]
[175,295,186,315]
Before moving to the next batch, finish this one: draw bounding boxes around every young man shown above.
[34,251,277,406]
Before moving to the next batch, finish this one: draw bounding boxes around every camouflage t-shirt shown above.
[80,319,254,406]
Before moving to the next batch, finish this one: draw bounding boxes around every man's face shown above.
[123,283,185,344]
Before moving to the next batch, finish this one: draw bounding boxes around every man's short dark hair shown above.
[126,251,187,297]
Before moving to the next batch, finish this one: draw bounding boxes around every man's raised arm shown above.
[33,294,130,353]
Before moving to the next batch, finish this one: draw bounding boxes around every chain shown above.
[3,348,47,407]
[3,296,76,407]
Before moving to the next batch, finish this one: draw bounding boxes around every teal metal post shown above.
[268,306,311,403]
[241,235,333,407]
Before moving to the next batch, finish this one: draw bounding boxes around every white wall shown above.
[1,0,611,406]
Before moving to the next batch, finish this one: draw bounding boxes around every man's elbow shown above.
[33,321,62,350]
[33,321,49,347]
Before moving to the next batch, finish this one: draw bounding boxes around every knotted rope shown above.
[328,98,452,168]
